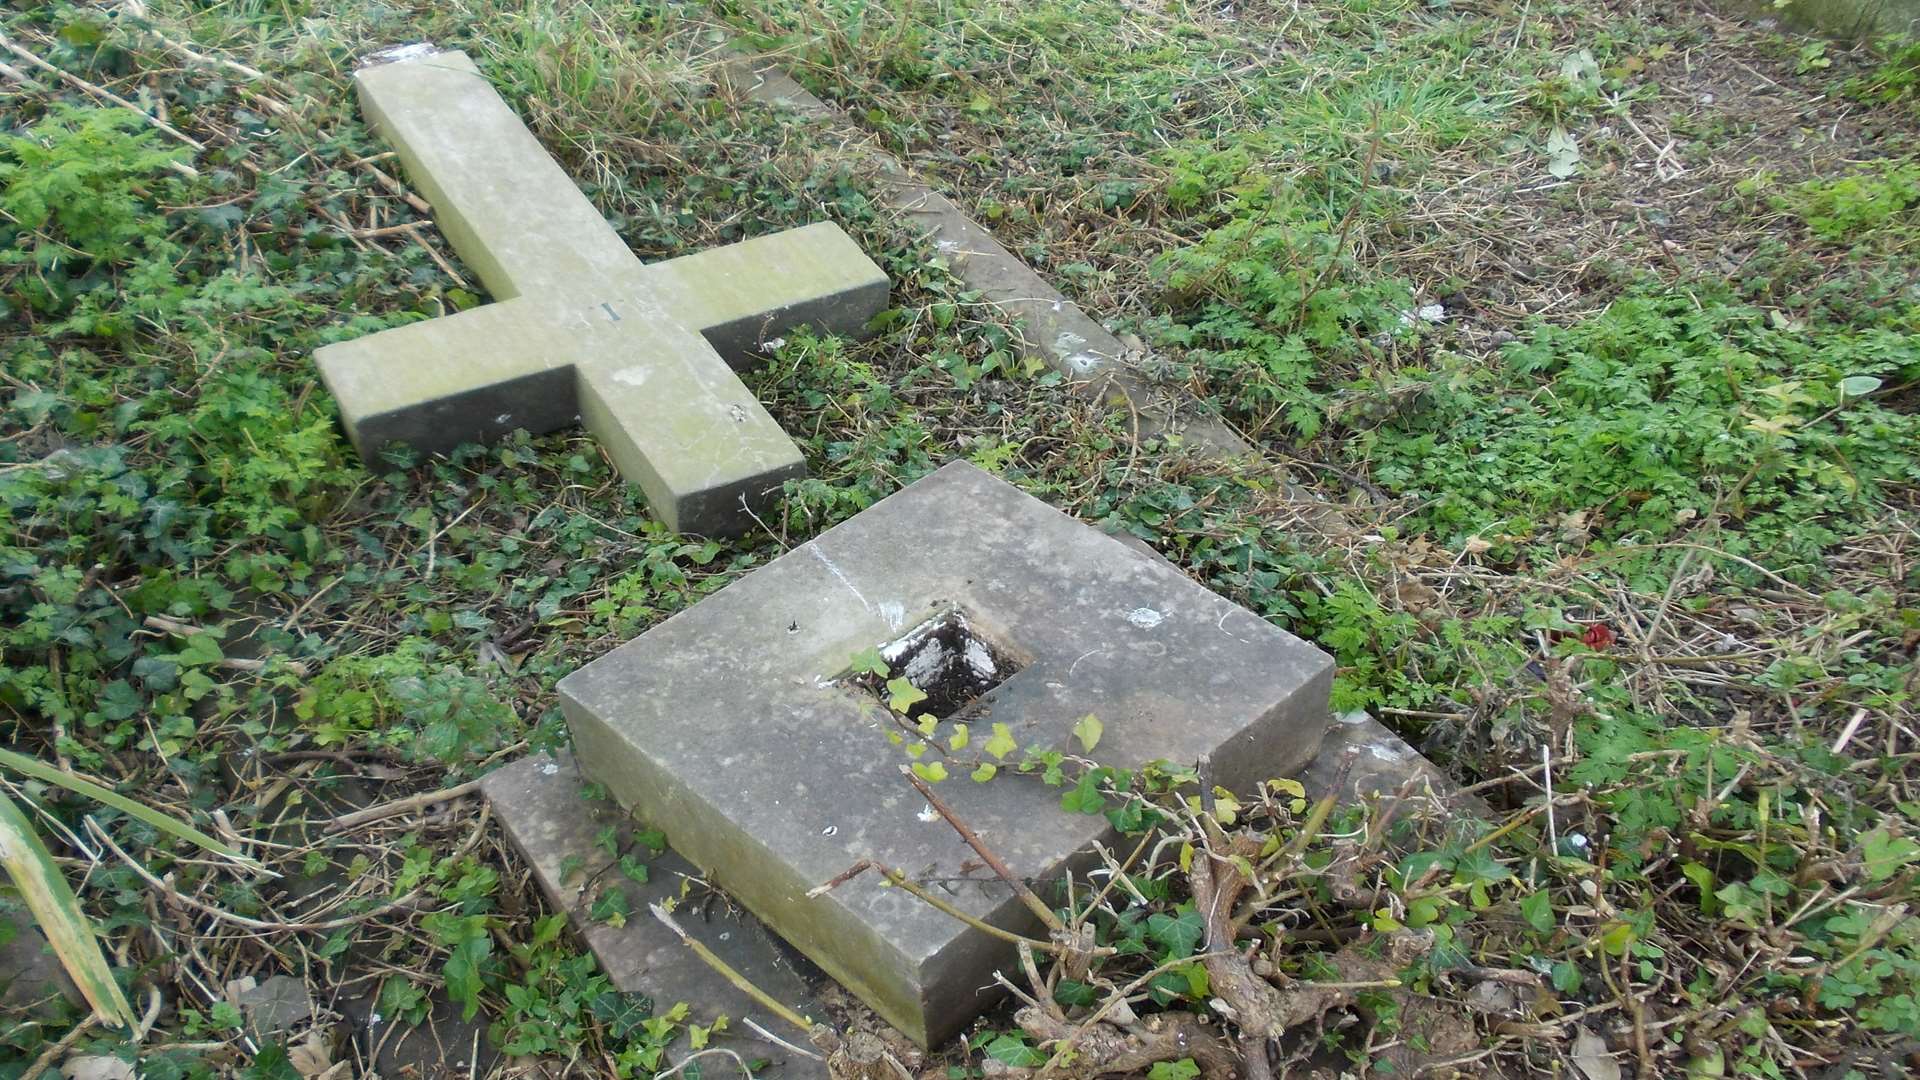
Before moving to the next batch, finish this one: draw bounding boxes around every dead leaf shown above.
[1546,128,1581,178]
[1572,1026,1621,1080]
[290,1028,350,1080]
[61,1057,135,1080]
[1462,536,1492,556]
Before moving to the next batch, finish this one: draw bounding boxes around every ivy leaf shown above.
[591,992,655,1039]
[971,763,998,783]
[1520,890,1554,933]
[1072,714,1103,753]
[912,761,949,783]
[886,678,927,715]
[1147,1061,1200,1080]
[1054,980,1098,1007]
[948,723,970,751]
[1059,772,1107,814]
[983,1034,1046,1068]
[849,647,889,676]
[1146,907,1204,959]
[983,723,1017,760]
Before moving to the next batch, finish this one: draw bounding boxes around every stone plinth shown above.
[314,48,888,535]
[558,462,1334,1046]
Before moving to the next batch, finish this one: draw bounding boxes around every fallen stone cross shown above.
[558,461,1335,1046]
[314,47,889,535]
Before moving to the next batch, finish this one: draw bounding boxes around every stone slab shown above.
[481,752,829,1080]
[558,461,1335,1046]
[314,48,889,536]
[485,721,1473,1061]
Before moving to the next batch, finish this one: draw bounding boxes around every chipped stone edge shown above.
[356,42,443,70]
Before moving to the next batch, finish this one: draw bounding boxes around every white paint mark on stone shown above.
[539,760,560,776]
[1370,741,1414,764]
[809,545,876,617]
[610,366,650,387]
[877,601,906,631]
[729,404,749,423]
[1126,607,1164,629]
[917,803,939,823]
[821,824,838,837]
[495,413,513,425]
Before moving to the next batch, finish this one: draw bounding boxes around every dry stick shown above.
[366,163,434,216]
[900,765,1064,935]
[327,779,481,832]
[22,1014,99,1080]
[812,859,1074,955]
[141,615,311,677]
[88,818,428,932]
[352,220,435,239]
[0,58,49,90]
[1029,949,1234,1079]
[400,223,472,289]
[0,30,202,177]
[650,904,816,1036]
[1296,105,1385,317]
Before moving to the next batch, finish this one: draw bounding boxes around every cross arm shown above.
[635,222,890,367]
[313,299,579,460]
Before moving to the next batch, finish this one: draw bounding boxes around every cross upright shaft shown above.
[314,50,889,536]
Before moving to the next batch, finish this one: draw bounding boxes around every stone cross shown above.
[558,462,1335,1046]
[314,49,889,536]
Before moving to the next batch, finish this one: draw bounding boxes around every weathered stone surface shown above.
[559,461,1334,1046]
[314,48,888,536]
[0,907,81,1021]
[481,753,830,1079]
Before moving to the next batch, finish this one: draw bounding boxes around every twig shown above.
[0,30,202,177]
[363,162,434,216]
[326,780,480,831]
[741,1017,825,1062]
[901,765,1064,934]
[23,1014,99,1080]
[0,58,49,91]
[400,223,472,288]
[809,859,1079,955]
[352,221,434,239]
[141,616,310,677]
[89,818,428,932]
[1831,707,1870,754]
[650,904,815,1035]
[652,1047,753,1080]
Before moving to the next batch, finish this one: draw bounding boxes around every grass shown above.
[2,0,1918,1077]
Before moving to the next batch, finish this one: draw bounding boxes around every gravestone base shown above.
[482,713,1468,1060]
[557,462,1335,1046]
[480,753,833,1080]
